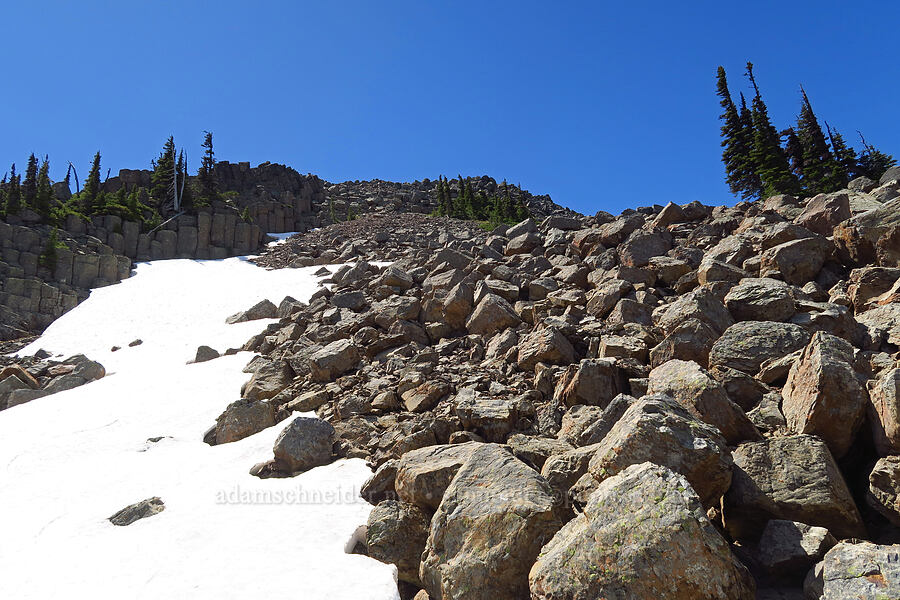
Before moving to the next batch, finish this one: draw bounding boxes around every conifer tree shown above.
[825,123,858,188]
[745,62,799,197]
[796,87,839,195]
[783,127,804,179]
[151,136,177,209]
[736,93,763,198]
[716,67,757,199]
[857,132,897,180]
[176,148,192,210]
[197,131,218,206]
[22,153,38,210]
[79,151,102,214]
[34,156,53,221]
[6,164,22,215]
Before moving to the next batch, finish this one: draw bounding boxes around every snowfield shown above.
[0,256,400,599]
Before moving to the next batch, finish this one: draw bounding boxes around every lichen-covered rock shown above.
[241,358,293,400]
[649,318,720,368]
[308,339,360,382]
[805,541,900,600]
[395,442,480,511]
[647,359,761,445]
[529,462,755,600]
[465,293,521,336]
[454,388,533,442]
[759,236,832,285]
[709,321,810,376]
[868,368,900,457]
[212,398,277,445]
[366,500,430,585]
[402,380,451,412]
[587,394,733,507]
[723,435,865,540]
[756,519,836,577]
[552,358,621,408]
[516,326,575,371]
[272,416,335,473]
[655,287,734,336]
[782,332,868,459]
[867,455,900,526]
[108,496,166,526]
[724,277,796,322]
[420,444,561,600]
[794,192,851,236]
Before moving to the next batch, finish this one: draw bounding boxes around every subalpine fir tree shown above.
[80,152,102,214]
[6,164,22,215]
[783,127,804,179]
[716,67,757,199]
[176,148,192,211]
[737,93,763,198]
[22,153,38,210]
[197,131,217,206]
[34,157,53,221]
[825,123,858,188]
[745,62,799,198]
[857,132,897,181]
[151,136,177,209]
[796,87,839,195]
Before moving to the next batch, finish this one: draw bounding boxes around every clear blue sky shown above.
[2,1,896,215]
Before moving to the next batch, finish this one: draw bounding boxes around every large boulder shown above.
[756,519,836,577]
[759,236,832,285]
[395,442,480,511]
[552,358,621,408]
[868,368,900,457]
[617,230,672,267]
[454,388,533,442]
[834,197,900,266]
[782,332,868,459]
[442,281,474,330]
[366,500,430,586]
[465,294,521,336]
[867,455,900,526]
[655,287,734,336]
[308,339,360,382]
[649,318,720,368]
[724,277,796,322]
[516,326,575,371]
[241,359,293,400]
[212,398,277,445]
[529,462,755,600]
[709,321,810,376]
[723,435,865,540]
[647,359,761,445]
[272,416,335,473]
[794,192,852,236]
[420,444,561,600]
[805,541,900,600]
[586,394,733,507]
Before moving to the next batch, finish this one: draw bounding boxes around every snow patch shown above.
[1,257,399,599]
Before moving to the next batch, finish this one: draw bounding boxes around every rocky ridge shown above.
[218,169,900,599]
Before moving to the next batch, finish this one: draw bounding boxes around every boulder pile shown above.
[0,352,106,411]
[233,178,900,598]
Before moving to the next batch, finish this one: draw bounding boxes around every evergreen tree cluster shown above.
[433,175,529,227]
[717,63,896,200]
[0,154,54,221]
[1,132,225,230]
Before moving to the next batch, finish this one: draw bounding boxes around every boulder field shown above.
[224,181,900,599]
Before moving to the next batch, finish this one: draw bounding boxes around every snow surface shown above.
[0,256,399,600]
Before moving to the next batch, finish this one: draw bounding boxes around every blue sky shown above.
[2,1,896,215]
